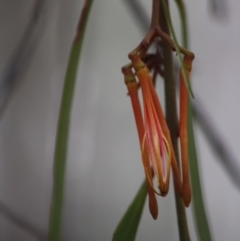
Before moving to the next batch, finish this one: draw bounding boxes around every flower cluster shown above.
[123,53,193,219]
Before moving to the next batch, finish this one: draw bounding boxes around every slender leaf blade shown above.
[112,180,147,241]
[48,1,94,240]
[188,100,213,241]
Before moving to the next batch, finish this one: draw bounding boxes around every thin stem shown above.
[151,0,161,28]
[47,1,94,240]
[160,1,191,240]
[162,0,194,98]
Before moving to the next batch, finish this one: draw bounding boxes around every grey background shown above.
[0,0,240,240]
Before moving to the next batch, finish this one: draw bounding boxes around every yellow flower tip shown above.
[131,55,145,72]
[123,68,135,84]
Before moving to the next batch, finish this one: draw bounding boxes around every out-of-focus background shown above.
[0,0,240,240]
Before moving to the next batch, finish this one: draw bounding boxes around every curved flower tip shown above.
[182,186,192,207]
[183,55,193,72]
[182,181,191,207]
[148,191,158,219]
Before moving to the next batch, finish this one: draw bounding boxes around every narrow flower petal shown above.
[124,68,158,219]
[131,55,171,196]
[147,76,182,196]
[179,56,193,207]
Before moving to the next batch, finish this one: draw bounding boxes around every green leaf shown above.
[173,0,188,47]
[112,180,147,241]
[48,1,94,240]
[188,100,213,241]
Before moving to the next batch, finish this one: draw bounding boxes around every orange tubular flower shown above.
[123,53,194,218]
[147,71,183,197]
[124,67,158,219]
[131,55,171,197]
[179,56,193,207]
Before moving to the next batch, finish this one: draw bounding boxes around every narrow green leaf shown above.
[188,101,213,241]
[173,0,188,47]
[48,1,94,240]
[112,180,147,241]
